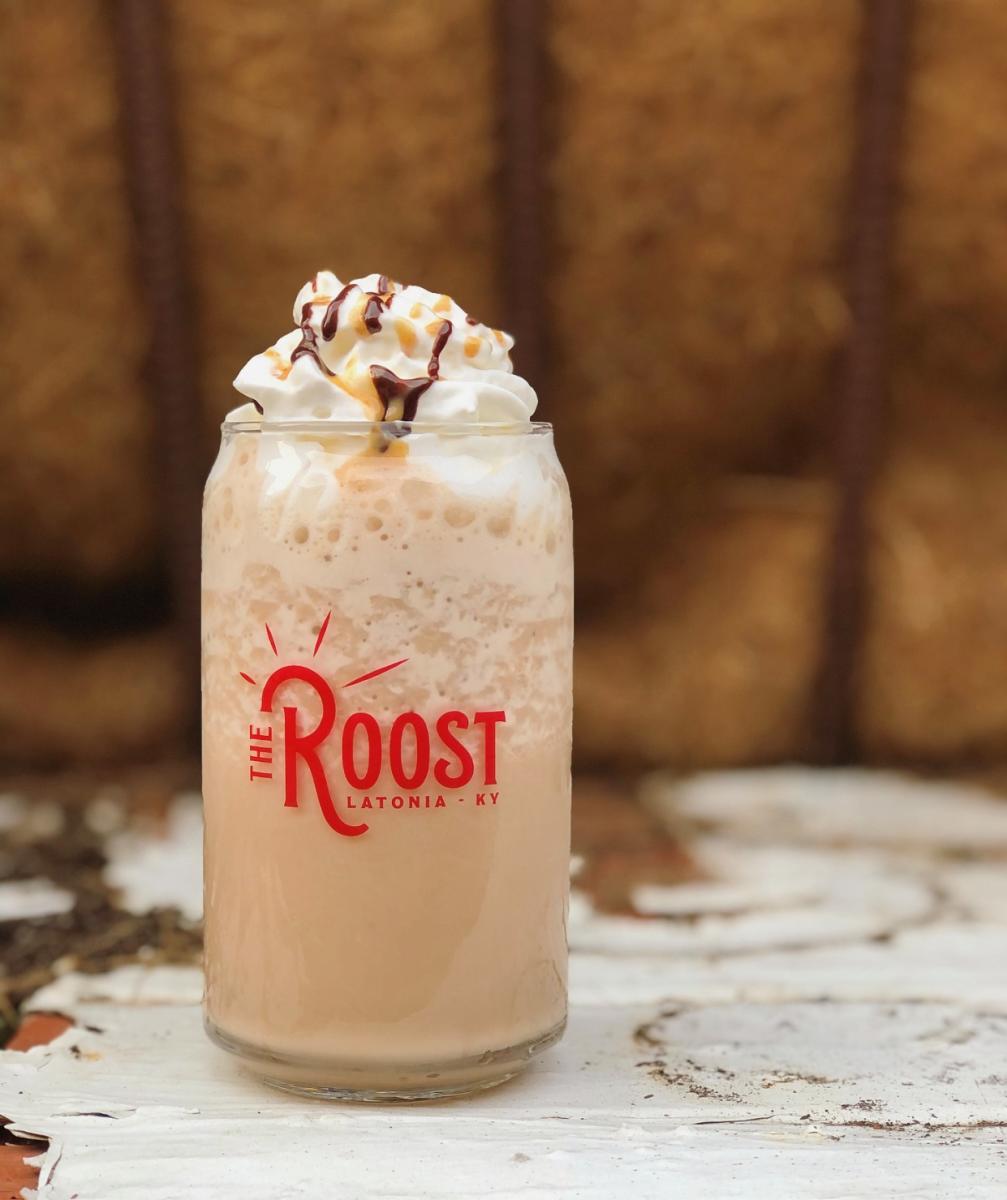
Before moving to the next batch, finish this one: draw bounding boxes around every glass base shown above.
[205,1015,566,1103]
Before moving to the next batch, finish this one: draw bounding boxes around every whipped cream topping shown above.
[231,272,538,424]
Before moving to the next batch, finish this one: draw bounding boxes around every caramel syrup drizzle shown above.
[285,277,456,429]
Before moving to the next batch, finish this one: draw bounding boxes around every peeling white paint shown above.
[0,879,75,922]
[648,768,1007,853]
[572,843,934,956]
[26,964,204,1012]
[102,796,203,922]
[632,876,819,918]
[636,1001,1007,1125]
[570,920,1007,1010]
[940,862,1007,921]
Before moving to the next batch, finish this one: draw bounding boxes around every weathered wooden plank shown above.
[5,998,1007,1199]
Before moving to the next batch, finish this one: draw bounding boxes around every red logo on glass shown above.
[238,614,505,838]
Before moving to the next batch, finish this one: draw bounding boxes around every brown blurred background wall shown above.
[2,0,1006,775]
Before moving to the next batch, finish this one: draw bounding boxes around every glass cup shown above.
[201,420,573,1100]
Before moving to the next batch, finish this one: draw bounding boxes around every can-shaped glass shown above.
[202,420,573,1100]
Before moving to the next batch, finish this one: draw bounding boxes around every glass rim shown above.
[221,419,553,435]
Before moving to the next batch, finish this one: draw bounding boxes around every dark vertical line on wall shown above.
[811,0,915,764]
[495,0,550,395]
[111,0,201,746]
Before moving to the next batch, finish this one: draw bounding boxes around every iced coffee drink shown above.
[202,272,572,1099]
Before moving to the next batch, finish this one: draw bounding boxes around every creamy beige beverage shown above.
[202,273,572,1099]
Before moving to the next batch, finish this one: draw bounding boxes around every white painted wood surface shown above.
[4,770,1007,1198]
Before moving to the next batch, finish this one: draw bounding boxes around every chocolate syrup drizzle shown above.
[361,275,393,333]
[289,299,333,376]
[369,366,433,423]
[368,318,453,424]
[361,294,386,333]
[320,282,356,340]
[428,318,452,379]
[282,279,455,431]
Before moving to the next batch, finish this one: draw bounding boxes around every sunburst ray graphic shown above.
[238,615,407,688]
[341,659,409,689]
[312,611,332,657]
